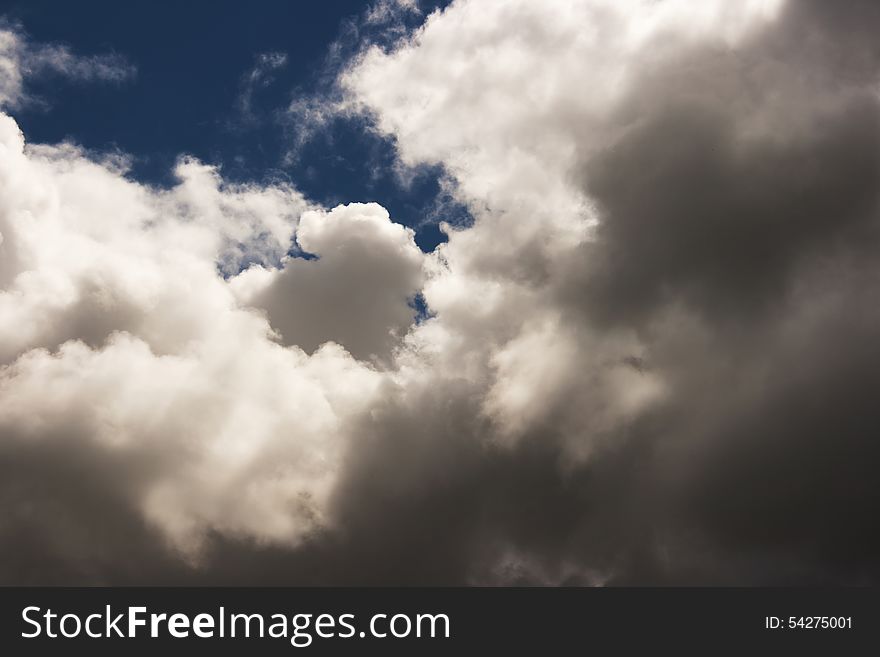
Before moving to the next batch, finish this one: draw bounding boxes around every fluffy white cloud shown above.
[345,0,784,230]
[0,109,405,558]
[0,114,310,362]
[345,0,785,449]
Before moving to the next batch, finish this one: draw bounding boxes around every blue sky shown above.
[0,0,464,251]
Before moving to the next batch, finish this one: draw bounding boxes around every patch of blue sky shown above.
[1,0,470,254]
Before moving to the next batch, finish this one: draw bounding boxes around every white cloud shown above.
[345,0,784,225]
[364,0,422,26]
[0,23,135,109]
[0,109,403,557]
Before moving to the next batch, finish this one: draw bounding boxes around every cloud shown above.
[364,0,422,28]
[233,51,288,126]
[4,0,880,585]
[232,203,425,363]
[0,21,135,109]
[327,0,880,584]
[0,107,404,571]
[280,0,433,162]
[344,0,785,232]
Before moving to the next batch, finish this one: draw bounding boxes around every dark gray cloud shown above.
[572,97,880,327]
[549,0,880,583]
[0,425,191,585]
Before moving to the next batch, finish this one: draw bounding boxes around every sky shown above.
[0,0,879,585]
[0,0,462,250]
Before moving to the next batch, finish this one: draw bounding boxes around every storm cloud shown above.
[1,0,880,585]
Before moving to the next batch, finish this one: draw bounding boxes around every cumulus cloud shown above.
[232,203,424,362]
[0,100,398,574]
[4,0,880,585]
[329,0,880,584]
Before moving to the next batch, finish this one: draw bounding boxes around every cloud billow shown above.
[1,0,879,585]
